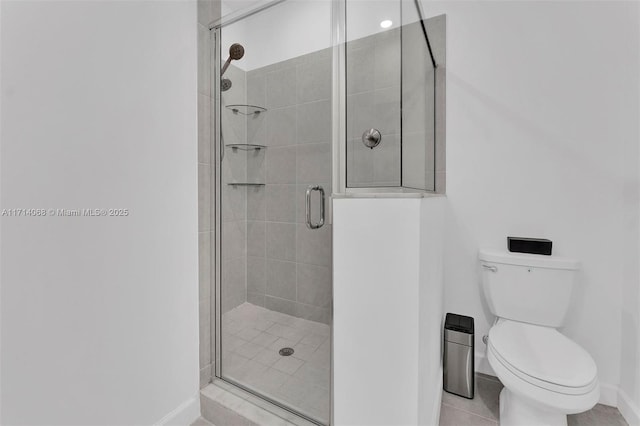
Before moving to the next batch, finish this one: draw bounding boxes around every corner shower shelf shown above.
[225,104,267,116]
[225,143,266,151]
[227,182,265,187]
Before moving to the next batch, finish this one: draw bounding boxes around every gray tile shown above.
[294,47,332,66]
[246,110,267,146]
[247,71,266,108]
[402,131,427,190]
[297,264,331,308]
[347,46,375,95]
[247,256,266,294]
[247,292,266,307]
[374,28,401,89]
[402,69,434,136]
[198,93,211,164]
[200,365,212,390]
[200,298,211,330]
[266,146,296,184]
[247,187,266,220]
[297,56,332,103]
[199,231,211,301]
[199,163,211,231]
[222,257,246,307]
[346,91,375,140]
[222,183,246,222]
[346,137,374,187]
[200,316,211,367]
[294,303,330,325]
[252,332,280,349]
[191,415,214,426]
[235,341,265,359]
[266,259,297,301]
[276,376,311,406]
[200,394,256,426]
[296,100,331,144]
[266,66,297,109]
[441,375,502,421]
[439,403,497,426]
[223,221,246,262]
[198,24,211,96]
[266,106,297,147]
[266,222,296,261]
[223,290,246,313]
[296,224,331,267]
[247,221,266,258]
[272,356,304,375]
[265,295,297,317]
[374,85,401,136]
[568,404,629,426]
[293,363,330,390]
[266,184,296,222]
[373,133,401,186]
[296,143,331,184]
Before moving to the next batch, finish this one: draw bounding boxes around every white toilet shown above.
[479,250,599,426]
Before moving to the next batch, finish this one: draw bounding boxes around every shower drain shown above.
[279,347,294,356]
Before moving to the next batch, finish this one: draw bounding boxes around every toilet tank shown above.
[479,250,580,327]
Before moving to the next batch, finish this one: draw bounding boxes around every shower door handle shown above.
[305,185,325,230]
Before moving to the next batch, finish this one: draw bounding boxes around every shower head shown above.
[221,43,245,77]
[229,43,245,60]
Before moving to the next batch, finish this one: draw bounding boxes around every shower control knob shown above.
[362,128,382,149]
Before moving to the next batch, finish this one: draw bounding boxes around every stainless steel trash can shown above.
[443,313,474,399]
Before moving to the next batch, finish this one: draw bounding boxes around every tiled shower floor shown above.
[221,302,330,424]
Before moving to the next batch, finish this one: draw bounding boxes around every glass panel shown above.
[217,2,332,424]
[401,11,436,191]
[346,0,401,187]
[345,0,438,191]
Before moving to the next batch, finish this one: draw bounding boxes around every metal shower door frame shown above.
[210,3,338,423]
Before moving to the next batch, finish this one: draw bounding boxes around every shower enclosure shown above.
[207,0,444,424]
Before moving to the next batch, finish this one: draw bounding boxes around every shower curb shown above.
[201,381,317,426]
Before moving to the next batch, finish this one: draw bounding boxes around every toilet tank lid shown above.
[479,250,580,270]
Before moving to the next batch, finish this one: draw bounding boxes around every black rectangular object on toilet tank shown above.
[507,237,552,256]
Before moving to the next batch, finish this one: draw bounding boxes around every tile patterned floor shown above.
[221,302,330,424]
[440,373,629,426]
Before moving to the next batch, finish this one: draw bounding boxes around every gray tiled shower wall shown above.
[243,48,334,325]
[220,48,333,326]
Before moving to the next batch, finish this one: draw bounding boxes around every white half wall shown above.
[420,0,640,408]
[333,196,444,426]
[0,1,199,424]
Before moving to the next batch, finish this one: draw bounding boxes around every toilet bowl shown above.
[479,250,600,426]
[487,319,599,426]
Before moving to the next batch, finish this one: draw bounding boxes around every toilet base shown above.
[500,388,567,426]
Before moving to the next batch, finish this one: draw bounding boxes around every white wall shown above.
[333,197,444,425]
[418,197,445,425]
[0,1,199,424]
[420,0,640,406]
[619,4,640,422]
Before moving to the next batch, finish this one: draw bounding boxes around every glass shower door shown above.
[214,2,333,424]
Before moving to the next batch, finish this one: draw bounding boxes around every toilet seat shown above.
[488,320,598,396]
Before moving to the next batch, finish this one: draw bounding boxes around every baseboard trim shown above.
[475,352,619,407]
[618,388,640,426]
[154,393,201,426]
[599,383,618,407]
